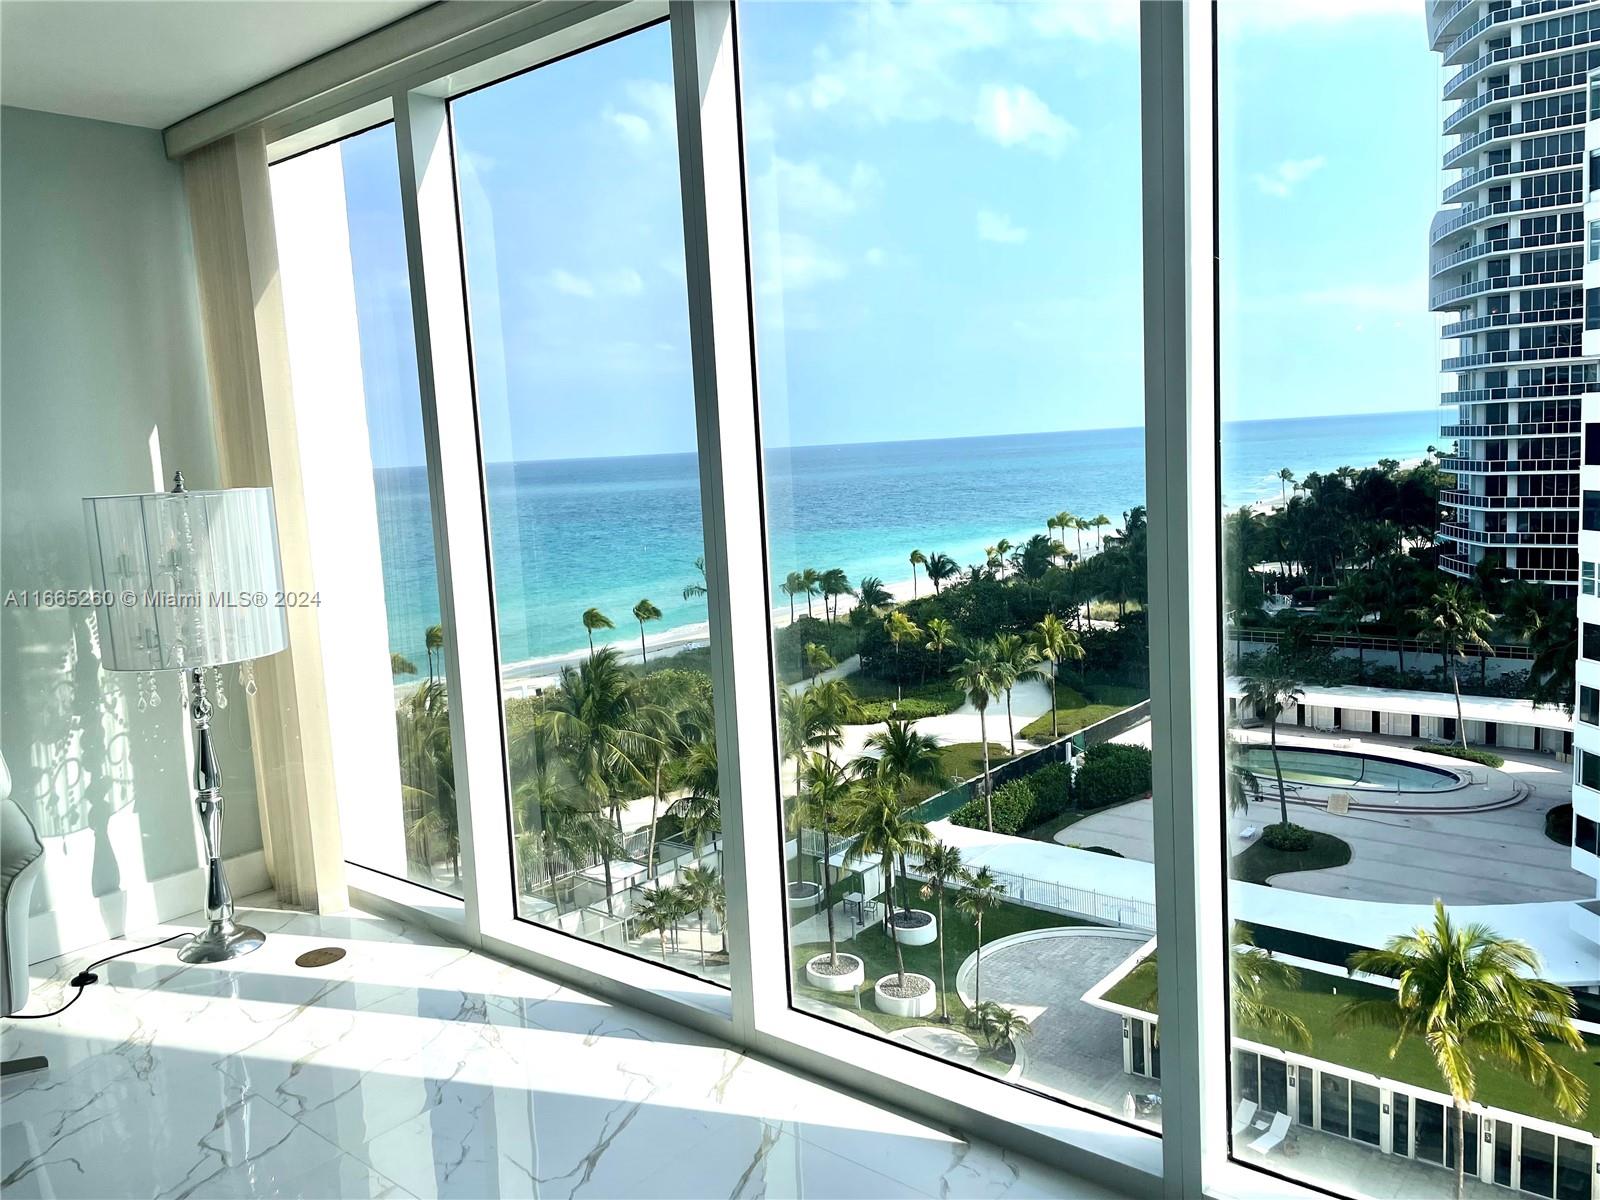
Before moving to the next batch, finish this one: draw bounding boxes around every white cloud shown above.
[1028,0,1139,41]
[977,209,1029,244]
[755,230,848,296]
[864,246,886,267]
[603,268,644,297]
[768,157,878,217]
[548,269,595,299]
[974,84,1074,154]
[625,79,677,134]
[606,110,651,145]
[1253,155,1327,198]
[546,268,645,300]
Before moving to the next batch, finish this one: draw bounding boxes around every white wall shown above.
[0,106,267,961]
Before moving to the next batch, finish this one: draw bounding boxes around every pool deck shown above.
[1229,730,1517,811]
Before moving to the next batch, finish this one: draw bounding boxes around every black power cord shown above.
[6,932,188,1020]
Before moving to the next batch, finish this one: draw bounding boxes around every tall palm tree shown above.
[805,679,859,763]
[632,887,681,964]
[1339,903,1587,1200]
[1278,467,1294,502]
[682,556,708,601]
[1239,671,1302,828]
[632,598,662,664]
[804,641,836,681]
[883,610,921,703]
[782,571,804,624]
[918,840,964,1023]
[669,738,720,857]
[993,632,1040,755]
[924,617,956,677]
[856,576,891,610]
[779,687,822,799]
[1051,511,1074,565]
[1032,613,1084,739]
[951,643,1001,829]
[843,782,930,990]
[855,718,946,909]
[956,867,1006,1009]
[1071,516,1088,559]
[391,652,418,677]
[1424,581,1494,749]
[909,549,927,598]
[1091,514,1111,553]
[678,864,720,968]
[789,753,853,968]
[424,624,444,685]
[820,568,851,623]
[1503,582,1577,709]
[800,568,821,619]
[925,552,958,594]
[581,607,614,659]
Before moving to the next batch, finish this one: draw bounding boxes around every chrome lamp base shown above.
[180,667,264,965]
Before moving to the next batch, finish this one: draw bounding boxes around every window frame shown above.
[260,3,1320,1198]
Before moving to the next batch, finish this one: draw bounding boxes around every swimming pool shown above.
[1237,746,1461,793]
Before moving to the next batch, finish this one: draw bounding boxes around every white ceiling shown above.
[0,0,432,130]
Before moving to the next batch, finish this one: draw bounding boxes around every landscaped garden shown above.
[1231,829,1352,885]
[1019,682,1146,741]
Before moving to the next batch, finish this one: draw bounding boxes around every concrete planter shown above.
[804,952,864,993]
[887,908,937,947]
[787,880,823,912]
[874,972,937,1018]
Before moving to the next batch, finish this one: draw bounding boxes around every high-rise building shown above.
[1431,0,1600,595]
[1574,67,1600,923]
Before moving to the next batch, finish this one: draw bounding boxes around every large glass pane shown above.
[1524,1128,1557,1198]
[1557,1137,1593,1200]
[450,23,725,982]
[742,0,1155,1124]
[1218,2,1600,1194]
[271,125,462,894]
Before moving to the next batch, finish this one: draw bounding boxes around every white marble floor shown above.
[0,895,1122,1199]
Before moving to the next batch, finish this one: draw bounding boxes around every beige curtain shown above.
[183,130,347,913]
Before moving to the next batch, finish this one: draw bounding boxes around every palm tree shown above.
[632,887,680,964]
[789,753,853,968]
[973,1001,1033,1051]
[632,598,662,664]
[951,644,1001,828]
[1051,511,1074,565]
[924,617,956,677]
[1071,516,1088,559]
[1424,581,1495,748]
[391,652,418,677]
[581,607,614,659]
[925,552,958,594]
[993,632,1040,755]
[856,575,891,610]
[820,568,852,623]
[883,611,920,703]
[800,568,821,619]
[424,624,444,685]
[782,571,804,624]
[1323,577,1371,681]
[669,738,720,857]
[917,840,964,1023]
[1032,613,1084,740]
[855,718,946,910]
[1339,903,1587,1200]
[956,867,1006,1009]
[1278,467,1294,502]
[1091,514,1111,553]
[678,864,720,968]
[909,549,927,598]
[843,782,930,990]
[804,641,835,681]
[805,679,859,763]
[1239,671,1302,828]
[1504,582,1577,709]
[682,556,708,601]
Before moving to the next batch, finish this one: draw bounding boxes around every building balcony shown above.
[1438,521,1578,546]
[1442,150,1584,205]
[1440,305,1581,337]
[1429,0,1479,49]
[1437,455,1580,472]
[1443,71,1587,136]
[1444,27,1600,102]
[1431,190,1584,245]
[1430,266,1584,310]
[1442,108,1584,168]
[1439,345,1582,371]
[1440,419,1581,437]
[1430,226,1582,275]
[1441,380,1600,404]
[1441,488,1579,510]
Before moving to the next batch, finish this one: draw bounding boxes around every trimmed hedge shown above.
[1075,743,1152,807]
[1027,763,1074,821]
[952,778,1037,835]
[1261,821,1313,852]
[854,697,949,723]
[1412,742,1504,769]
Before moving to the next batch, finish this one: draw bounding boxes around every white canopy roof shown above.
[1226,678,1571,732]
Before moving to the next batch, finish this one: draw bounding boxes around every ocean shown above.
[373,408,1440,672]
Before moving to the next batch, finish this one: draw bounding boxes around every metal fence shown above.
[1228,624,1532,661]
[899,859,1155,932]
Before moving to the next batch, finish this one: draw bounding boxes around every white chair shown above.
[1231,1098,1258,1136]
[1247,1112,1290,1155]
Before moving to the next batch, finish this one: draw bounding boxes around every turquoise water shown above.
[1238,747,1459,792]
[374,409,1440,670]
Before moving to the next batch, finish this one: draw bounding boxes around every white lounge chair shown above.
[1247,1112,1290,1155]
[1231,1099,1257,1136]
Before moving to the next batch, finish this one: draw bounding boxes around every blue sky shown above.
[340,0,1436,468]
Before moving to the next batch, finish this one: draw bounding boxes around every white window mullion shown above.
[668,0,788,1043]
[1139,3,1229,1198]
[392,90,514,939]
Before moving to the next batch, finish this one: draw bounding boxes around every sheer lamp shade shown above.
[82,485,289,672]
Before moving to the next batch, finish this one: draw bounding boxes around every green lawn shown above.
[1105,963,1600,1132]
[843,675,964,719]
[1230,830,1352,885]
[937,742,1012,782]
[793,894,1082,1043]
[1019,684,1142,741]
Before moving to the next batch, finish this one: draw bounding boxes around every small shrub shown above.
[1261,822,1313,852]
[1027,763,1074,820]
[950,777,1039,834]
[852,697,948,723]
[1075,743,1153,807]
[1412,743,1503,769]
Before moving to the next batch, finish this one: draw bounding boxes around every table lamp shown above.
[82,472,288,963]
